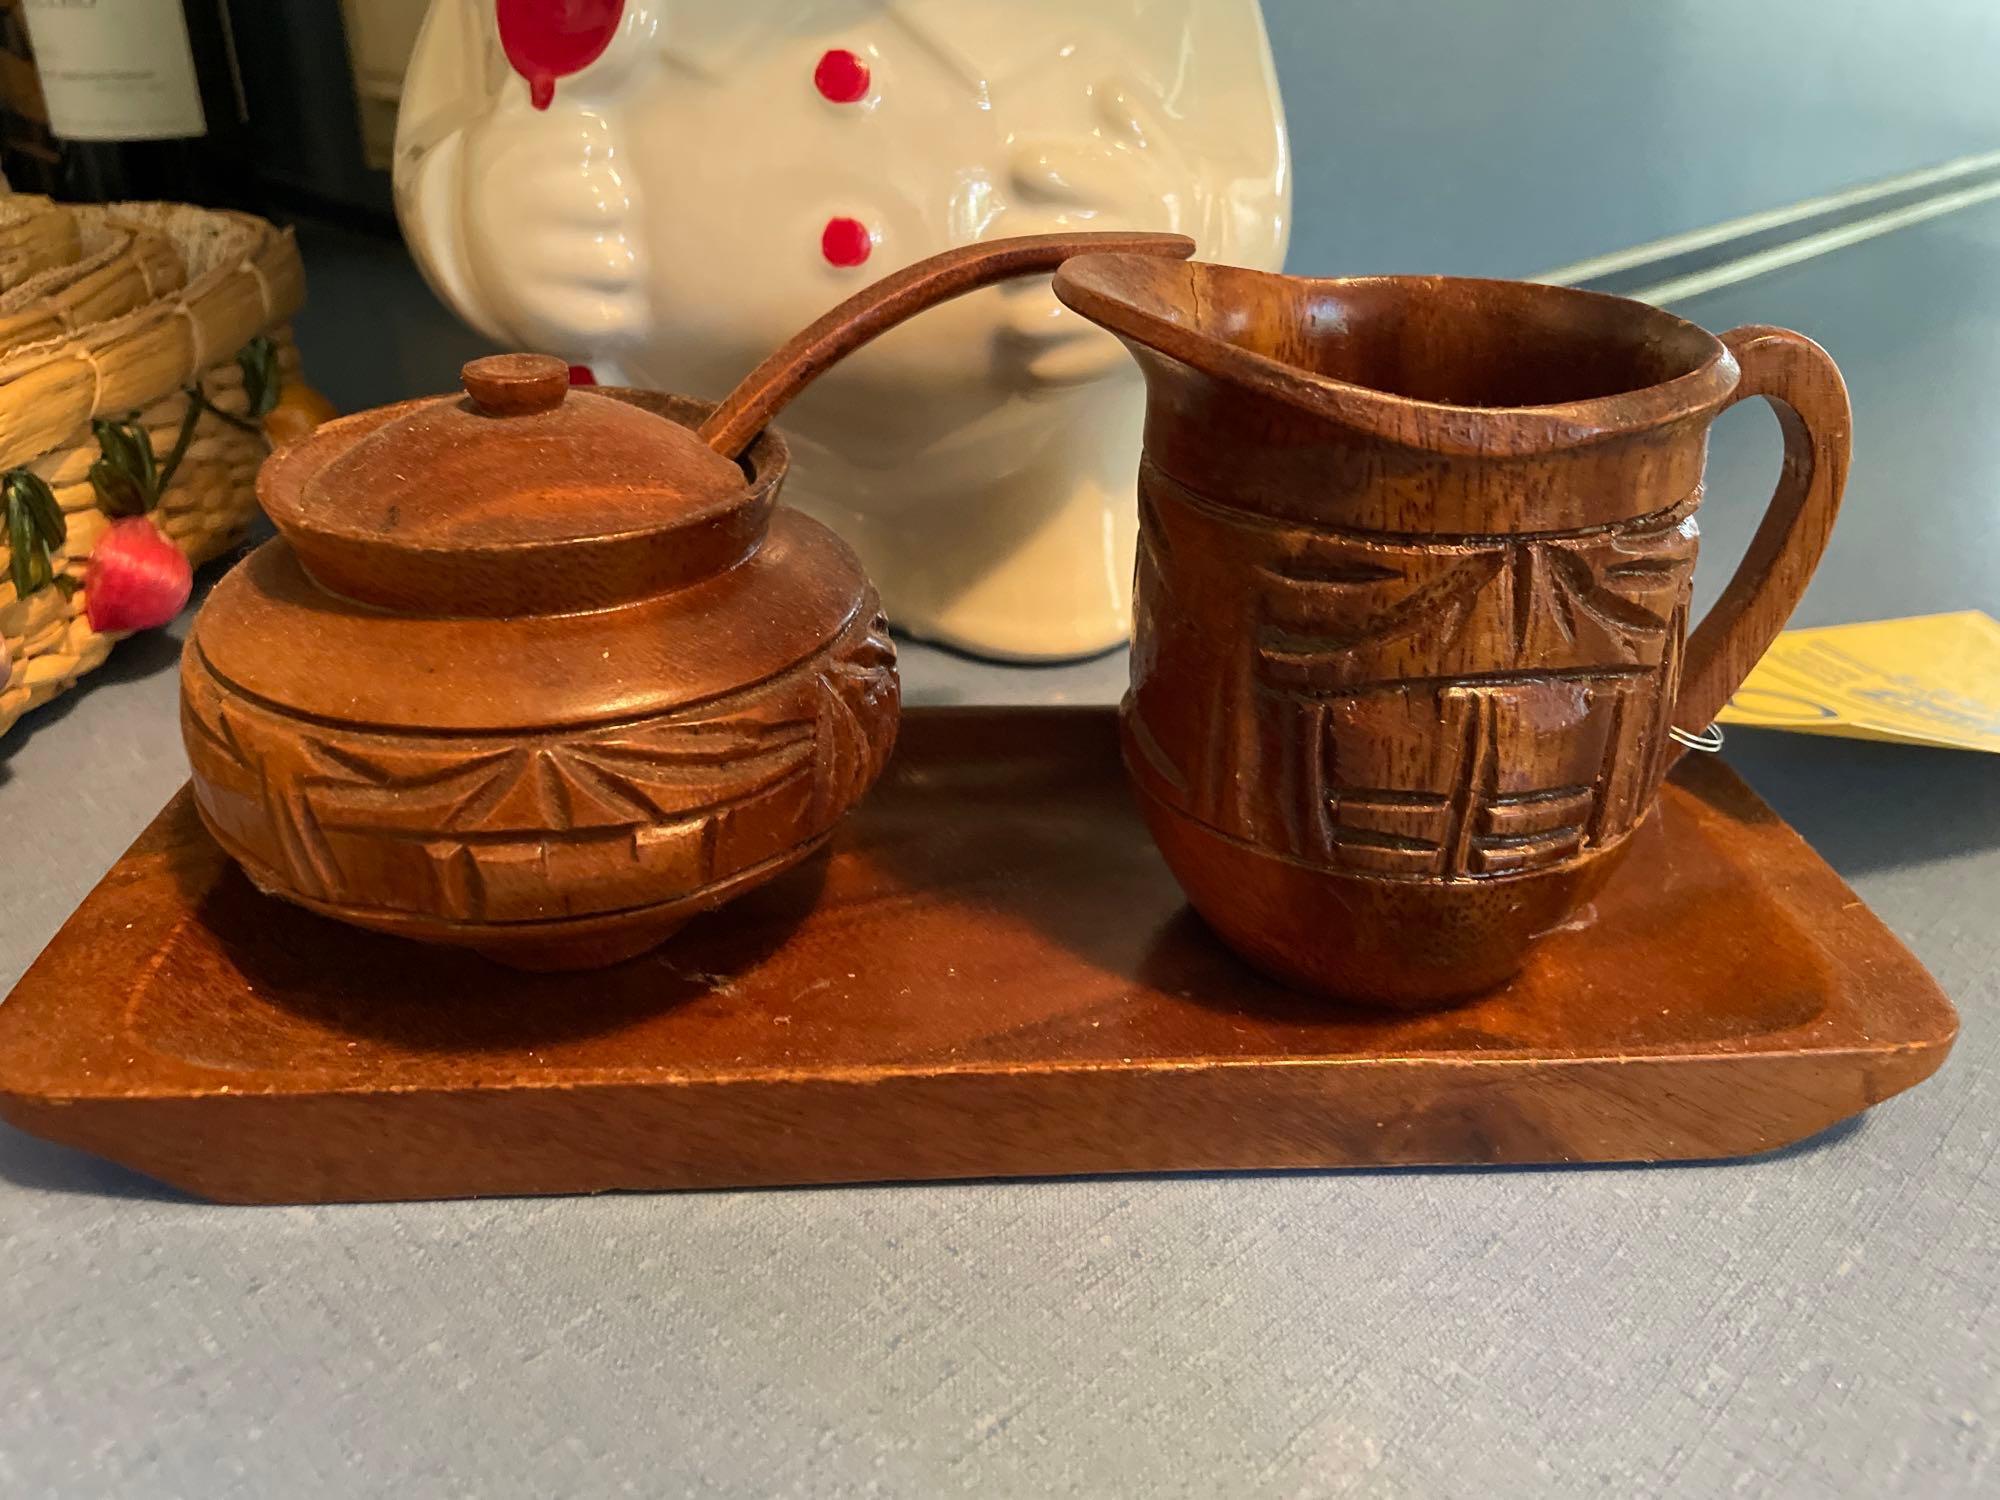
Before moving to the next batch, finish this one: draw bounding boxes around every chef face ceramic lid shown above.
[260,354,760,617]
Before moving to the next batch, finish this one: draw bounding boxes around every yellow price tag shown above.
[1716,610,2000,752]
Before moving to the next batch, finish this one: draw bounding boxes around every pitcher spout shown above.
[1052,254,1741,536]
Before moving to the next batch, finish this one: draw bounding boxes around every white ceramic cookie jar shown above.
[395,0,1289,660]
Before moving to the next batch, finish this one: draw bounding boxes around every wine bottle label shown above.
[21,0,207,142]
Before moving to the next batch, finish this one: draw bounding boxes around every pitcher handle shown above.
[698,231,1194,459]
[1671,325,1852,743]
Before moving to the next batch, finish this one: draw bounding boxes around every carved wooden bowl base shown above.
[181,601,897,974]
[197,814,836,972]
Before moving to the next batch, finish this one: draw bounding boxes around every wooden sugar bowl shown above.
[181,357,895,970]
[182,231,1194,970]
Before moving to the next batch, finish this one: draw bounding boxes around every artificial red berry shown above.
[85,517,192,634]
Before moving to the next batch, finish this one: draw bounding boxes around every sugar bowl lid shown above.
[259,354,759,616]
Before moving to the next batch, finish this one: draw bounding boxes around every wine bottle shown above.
[14,0,253,207]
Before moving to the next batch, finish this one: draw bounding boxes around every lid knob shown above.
[462,353,570,416]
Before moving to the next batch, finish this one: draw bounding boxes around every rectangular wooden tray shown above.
[0,707,1958,1203]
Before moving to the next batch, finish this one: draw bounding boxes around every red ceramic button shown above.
[821,216,873,268]
[814,48,871,103]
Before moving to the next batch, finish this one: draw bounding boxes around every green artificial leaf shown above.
[237,335,280,419]
[5,471,57,599]
[119,418,159,493]
[88,415,162,516]
[14,469,64,548]
[7,491,31,595]
[89,457,147,517]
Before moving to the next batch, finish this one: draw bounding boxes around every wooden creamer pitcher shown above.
[1055,256,1850,1006]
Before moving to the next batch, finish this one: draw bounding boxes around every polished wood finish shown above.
[185,381,897,971]
[1054,257,1852,1005]
[0,708,1955,1204]
[1674,325,1852,737]
[697,231,1195,458]
[263,362,757,617]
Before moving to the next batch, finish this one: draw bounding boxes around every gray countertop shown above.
[3,204,1997,1498]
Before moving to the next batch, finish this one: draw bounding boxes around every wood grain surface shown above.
[1053,256,1852,1004]
[0,707,1954,1203]
[185,382,897,971]
[697,231,1195,458]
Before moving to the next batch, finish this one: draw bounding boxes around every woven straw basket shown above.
[0,194,82,293]
[0,196,316,738]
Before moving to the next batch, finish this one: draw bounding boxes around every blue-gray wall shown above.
[251,2,2000,286]
[1269,0,2000,276]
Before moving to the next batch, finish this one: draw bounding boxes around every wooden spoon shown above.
[697,230,1196,459]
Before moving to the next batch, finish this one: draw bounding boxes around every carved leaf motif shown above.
[269,781,340,901]
[1254,495,1699,683]
[1527,506,1697,666]
[1258,550,1503,681]
[547,722,816,828]
[812,611,898,820]
[1545,545,1672,641]
[1269,557,1404,587]
[183,687,253,774]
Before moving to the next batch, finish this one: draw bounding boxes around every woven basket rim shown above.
[0,207,290,374]
[0,199,305,470]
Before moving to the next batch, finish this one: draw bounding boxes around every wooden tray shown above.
[0,707,1957,1203]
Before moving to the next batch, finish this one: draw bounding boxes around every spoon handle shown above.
[698,230,1196,459]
